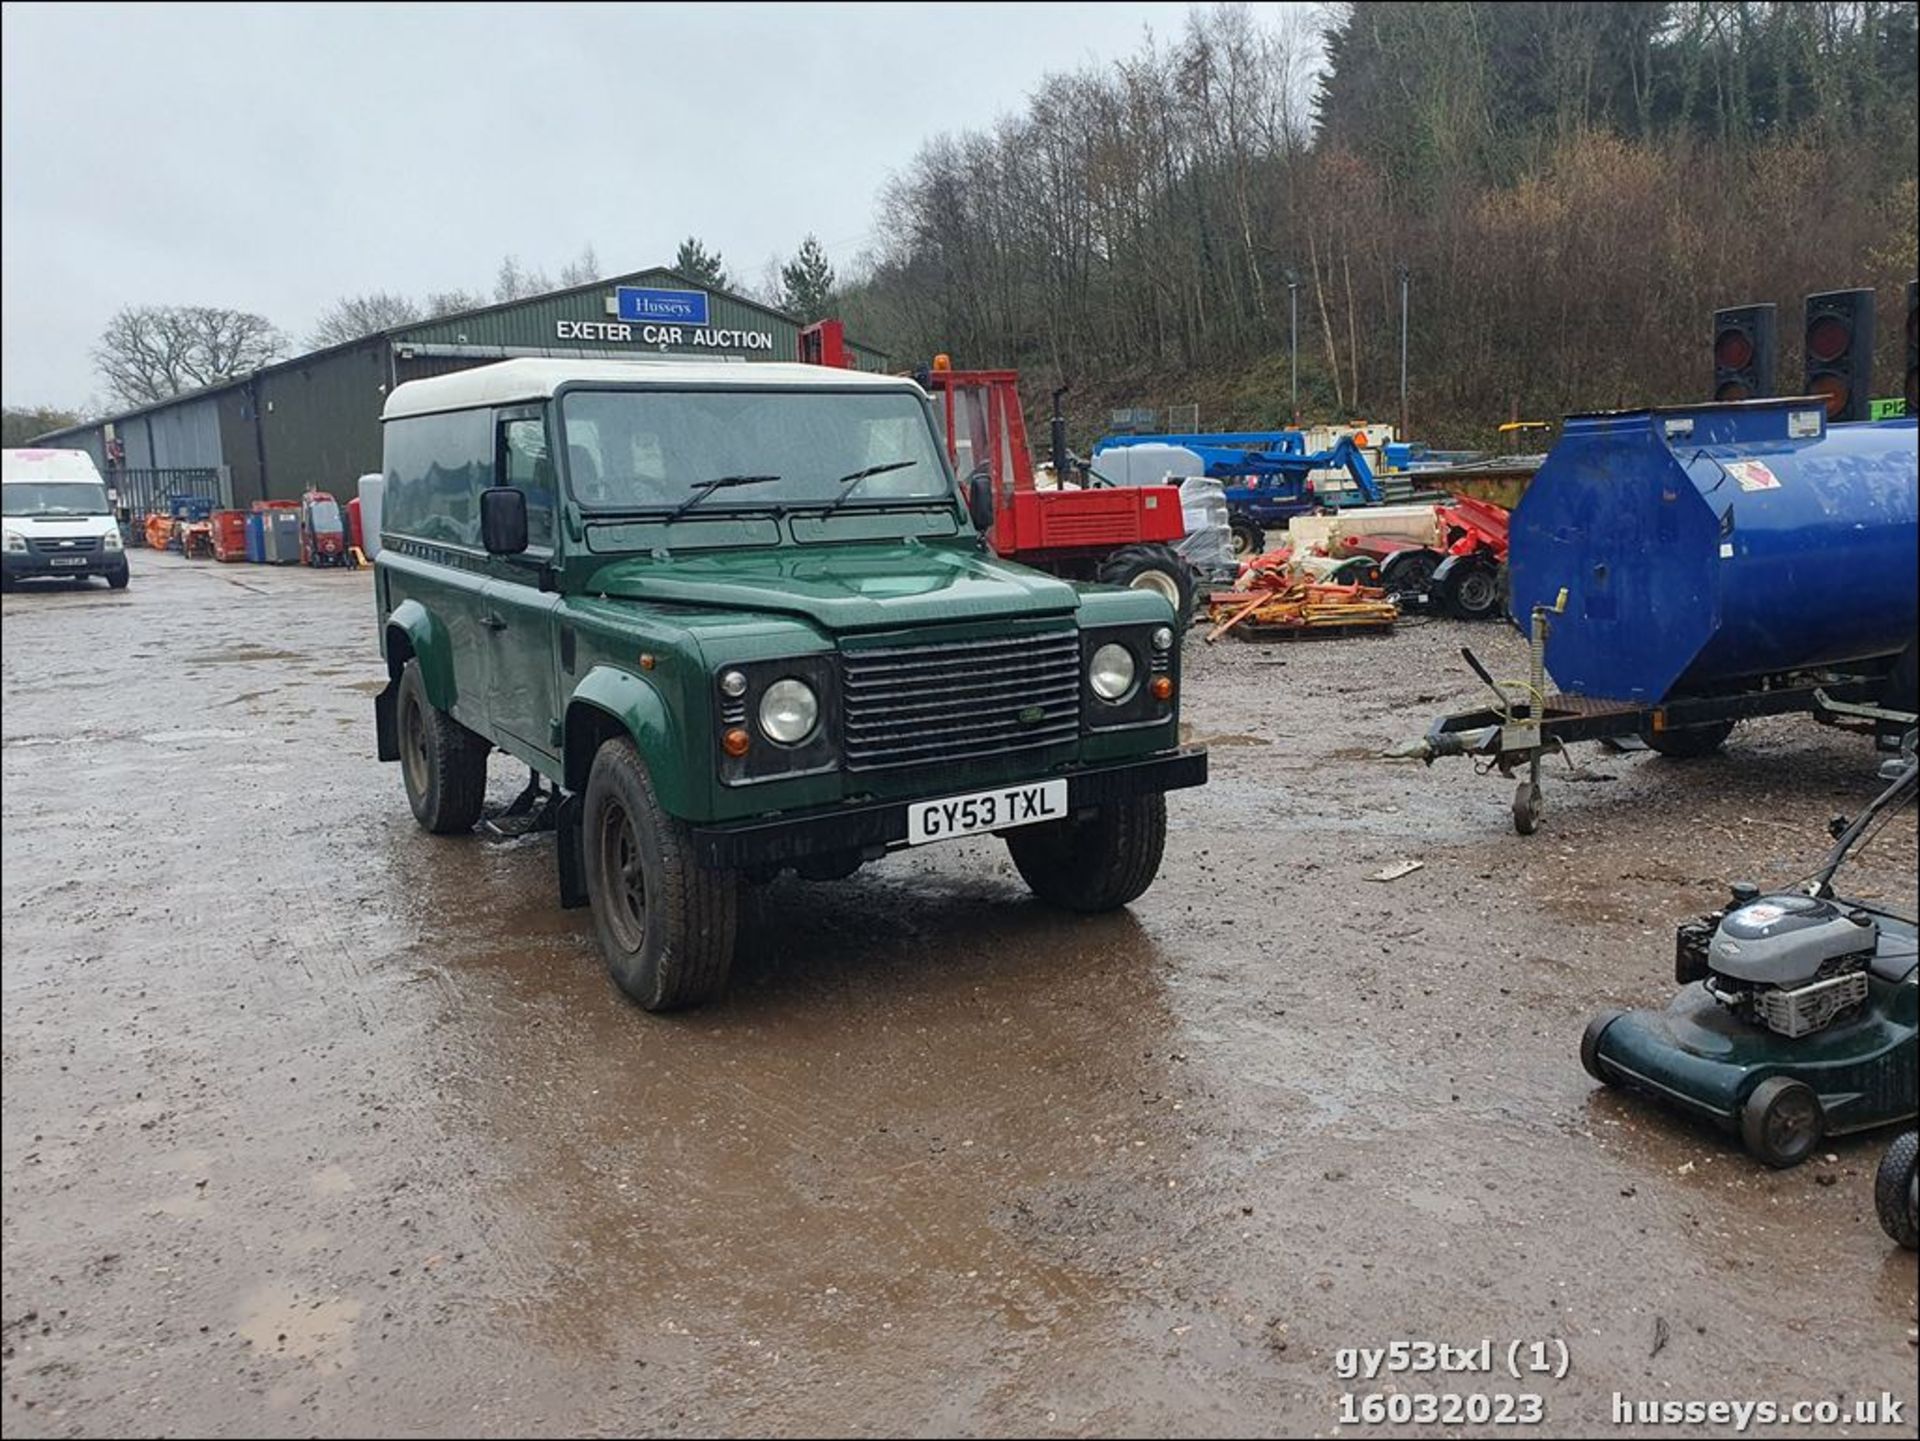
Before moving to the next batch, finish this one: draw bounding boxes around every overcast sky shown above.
[1,0,1246,413]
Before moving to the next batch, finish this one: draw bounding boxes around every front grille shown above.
[841,630,1081,771]
[30,536,101,554]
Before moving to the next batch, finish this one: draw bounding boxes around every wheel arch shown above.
[563,665,687,808]
[384,598,457,712]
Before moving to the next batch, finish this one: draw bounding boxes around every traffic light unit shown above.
[1711,304,1776,401]
[1802,288,1876,423]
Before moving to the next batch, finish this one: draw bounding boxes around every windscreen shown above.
[559,388,950,511]
[3,482,112,517]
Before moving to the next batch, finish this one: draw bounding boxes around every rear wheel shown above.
[1441,559,1502,620]
[1229,520,1265,558]
[582,737,738,1011]
[1006,794,1166,913]
[1874,1131,1919,1249]
[1380,549,1439,604]
[1097,544,1196,629]
[1739,1075,1823,1169]
[1642,719,1735,758]
[396,658,489,834]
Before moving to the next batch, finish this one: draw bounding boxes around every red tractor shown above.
[799,322,1197,625]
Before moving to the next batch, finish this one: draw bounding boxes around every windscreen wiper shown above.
[668,473,782,521]
[814,459,919,518]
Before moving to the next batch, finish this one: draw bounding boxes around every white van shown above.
[1,448,129,591]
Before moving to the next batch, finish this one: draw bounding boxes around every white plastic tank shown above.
[1089,443,1206,489]
[357,473,384,558]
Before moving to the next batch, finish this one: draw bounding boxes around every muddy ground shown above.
[3,552,1915,1438]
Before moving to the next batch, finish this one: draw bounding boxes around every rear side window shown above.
[383,409,492,547]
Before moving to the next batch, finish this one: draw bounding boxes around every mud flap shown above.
[374,680,399,762]
[556,792,588,909]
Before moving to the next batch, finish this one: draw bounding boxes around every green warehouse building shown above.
[36,268,887,511]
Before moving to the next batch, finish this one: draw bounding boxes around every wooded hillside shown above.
[841,2,1919,445]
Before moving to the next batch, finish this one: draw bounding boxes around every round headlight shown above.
[1151,626,1175,653]
[1089,642,1137,702]
[758,678,819,744]
[719,669,748,698]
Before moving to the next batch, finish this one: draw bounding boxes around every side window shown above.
[382,409,492,548]
[499,414,555,550]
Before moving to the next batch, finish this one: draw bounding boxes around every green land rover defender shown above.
[372,359,1207,1009]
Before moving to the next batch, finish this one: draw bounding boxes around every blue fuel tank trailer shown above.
[1509,400,1918,704]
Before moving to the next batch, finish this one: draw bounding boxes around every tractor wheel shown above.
[1739,1075,1824,1169]
[1097,544,1196,629]
[1229,520,1265,558]
[1579,1009,1625,1085]
[396,659,490,835]
[1641,720,1735,758]
[1007,793,1167,913]
[1440,559,1503,620]
[1874,1131,1919,1250]
[583,736,738,1011]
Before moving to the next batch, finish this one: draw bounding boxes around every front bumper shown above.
[691,747,1208,869]
[3,550,127,579]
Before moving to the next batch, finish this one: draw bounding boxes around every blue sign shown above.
[615,286,709,327]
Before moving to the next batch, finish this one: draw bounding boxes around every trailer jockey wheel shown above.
[1511,778,1542,835]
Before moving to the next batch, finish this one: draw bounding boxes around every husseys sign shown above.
[552,286,776,352]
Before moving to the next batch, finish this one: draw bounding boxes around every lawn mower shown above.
[1580,752,1917,1168]
[300,490,353,567]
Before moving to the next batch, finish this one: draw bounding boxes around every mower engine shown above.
[1688,893,1879,1039]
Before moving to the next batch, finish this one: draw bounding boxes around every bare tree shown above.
[308,290,422,348]
[493,255,553,303]
[422,289,488,317]
[92,305,287,409]
[557,244,601,288]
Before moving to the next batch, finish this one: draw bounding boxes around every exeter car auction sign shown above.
[552,286,777,353]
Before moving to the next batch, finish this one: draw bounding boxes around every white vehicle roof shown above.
[382,358,921,422]
[2,448,105,483]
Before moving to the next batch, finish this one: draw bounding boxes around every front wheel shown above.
[1875,1131,1919,1249]
[108,566,130,590]
[396,659,489,834]
[1579,1009,1624,1084]
[582,737,738,1011]
[1739,1075,1824,1169]
[1006,793,1166,913]
[1097,544,1197,629]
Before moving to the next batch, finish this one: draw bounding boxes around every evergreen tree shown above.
[673,236,731,291]
[778,236,836,323]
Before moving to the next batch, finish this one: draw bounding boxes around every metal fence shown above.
[109,468,227,543]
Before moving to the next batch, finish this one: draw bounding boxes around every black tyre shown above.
[108,566,130,591]
[1874,1131,1919,1250]
[1579,1009,1624,1084]
[396,658,489,835]
[1440,560,1502,620]
[1885,640,1918,717]
[1739,1075,1824,1169]
[1512,778,1543,835]
[1097,544,1196,629]
[582,737,738,1011]
[0,574,15,594]
[1006,793,1166,913]
[1641,720,1735,758]
[1229,520,1265,558]
[1380,549,1438,604]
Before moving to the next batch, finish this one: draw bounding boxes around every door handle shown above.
[481,613,507,632]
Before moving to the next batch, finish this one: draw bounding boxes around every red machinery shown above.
[796,322,1196,624]
[299,490,352,567]
[1333,494,1512,620]
[210,510,248,562]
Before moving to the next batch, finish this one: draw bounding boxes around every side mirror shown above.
[965,468,995,533]
[480,486,529,555]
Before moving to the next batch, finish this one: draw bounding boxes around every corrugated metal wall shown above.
[144,395,224,469]
[255,341,388,501]
[394,269,889,369]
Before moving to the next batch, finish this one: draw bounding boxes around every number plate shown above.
[48,556,87,567]
[906,779,1068,846]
